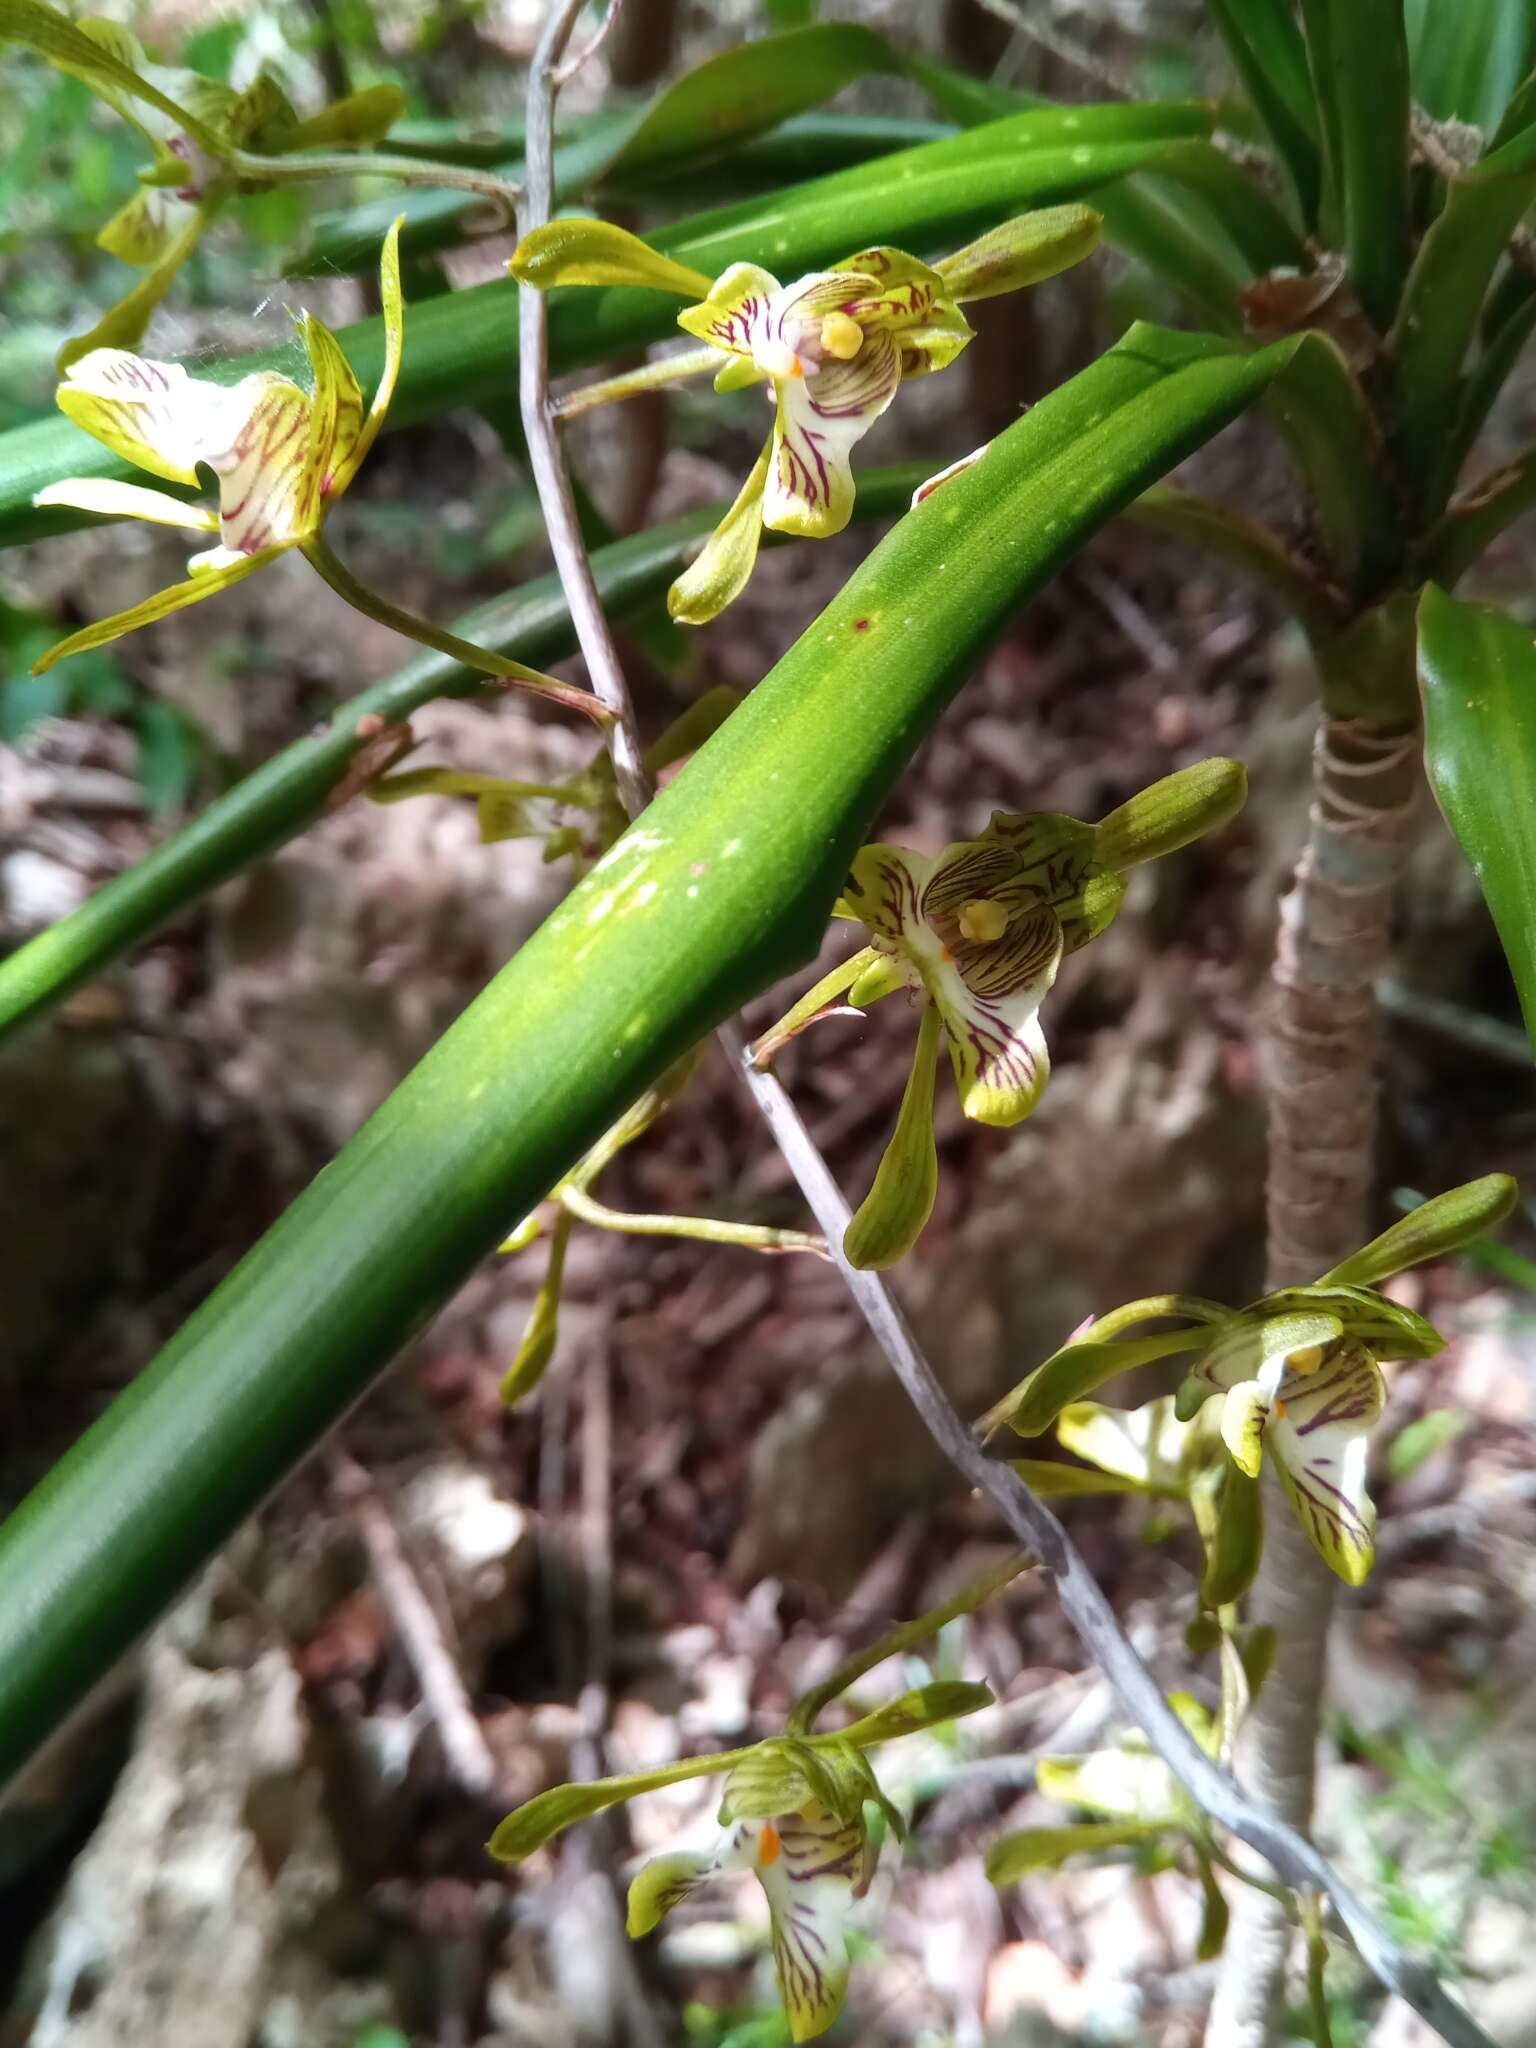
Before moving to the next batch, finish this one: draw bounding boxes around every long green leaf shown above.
[1418,585,1536,1053]
[1406,0,1536,135]
[0,102,1215,548]
[1263,332,1400,590]
[0,472,915,1042]
[1389,120,1536,513]
[1299,0,1412,331]
[1204,0,1323,225]
[911,57,1302,327]
[304,23,906,275]
[0,324,1299,1788]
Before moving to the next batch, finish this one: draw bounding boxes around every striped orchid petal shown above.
[842,840,1063,1127]
[627,1794,871,2042]
[55,349,251,486]
[835,248,974,377]
[765,327,901,537]
[1267,1339,1385,1586]
[676,260,784,361]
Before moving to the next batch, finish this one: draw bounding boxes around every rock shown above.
[396,1459,534,1687]
[13,1607,357,2048]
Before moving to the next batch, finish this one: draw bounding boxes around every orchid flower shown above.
[29,226,596,718]
[510,206,1102,621]
[32,221,405,671]
[753,761,1247,1268]
[489,1680,993,2041]
[988,1175,1519,1584]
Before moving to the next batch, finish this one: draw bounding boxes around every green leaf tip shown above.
[987,1819,1160,1882]
[837,1679,993,1746]
[508,218,713,298]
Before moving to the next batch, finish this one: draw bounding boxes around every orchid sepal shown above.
[509,218,713,298]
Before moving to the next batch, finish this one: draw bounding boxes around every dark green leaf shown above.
[1205,0,1322,224]
[1419,584,1536,1053]
[1299,0,1412,330]
[1406,0,1536,135]
[1390,121,1536,514]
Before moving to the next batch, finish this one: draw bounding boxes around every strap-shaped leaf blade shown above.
[1298,0,1412,332]
[1204,0,1322,225]
[0,324,1302,1790]
[1419,584,1536,1055]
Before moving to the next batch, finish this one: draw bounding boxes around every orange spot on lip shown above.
[757,1822,782,1865]
[1274,1397,1287,1419]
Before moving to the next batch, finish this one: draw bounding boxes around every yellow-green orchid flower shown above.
[31,221,405,672]
[510,206,1102,621]
[755,761,1246,1268]
[1178,1304,1429,1588]
[988,1175,1520,1584]
[840,815,1116,1131]
[628,1744,880,2043]
[489,1680,992,2042]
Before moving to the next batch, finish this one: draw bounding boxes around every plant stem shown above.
[1208,716,1419,2048]
[516,7,651,817]
[558,1183,828,1257]
[555,345,724,418]
[229,146,519,212]
[786,1549,1034,1736]
[300,532,609,724]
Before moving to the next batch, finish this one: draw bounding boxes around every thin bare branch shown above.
[516,0,649,817]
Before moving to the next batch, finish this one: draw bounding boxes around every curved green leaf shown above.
[910,57,1301,327]
[1419,585,1536,1053]
[0,324,1301,1789]
[1390,120,1536,515]
[1298,0,1412,330]
[987,1821,1164,1882]
[0,102,1216,548]
[598,22,901,184]
[1406,0,1536,134]
[1205,0,1322,225]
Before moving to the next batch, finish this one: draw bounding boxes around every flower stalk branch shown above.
[299,531,609,724]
